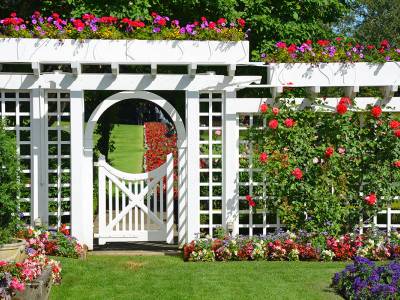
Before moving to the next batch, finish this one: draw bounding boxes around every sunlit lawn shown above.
[51,255,346,300]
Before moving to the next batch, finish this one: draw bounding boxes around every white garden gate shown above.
[96,154,174,245]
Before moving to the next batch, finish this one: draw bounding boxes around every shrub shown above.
[249,99,400,235]
[332,257,400,299]
[0,122,22,245]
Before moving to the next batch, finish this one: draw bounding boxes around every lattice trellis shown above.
[0,90,32,223]
[198,92,223,237]
[46,91,71,229]
[237,113,281,235]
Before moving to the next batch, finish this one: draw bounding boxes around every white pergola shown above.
[1,38,400,249]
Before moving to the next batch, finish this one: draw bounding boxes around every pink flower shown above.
[0,260,7,267]
[10,278,25,292]
[364,193,377,206]
[338,147,346,155]
[215,130,222,136]
[268,119,279,129]
[272,107,280,115]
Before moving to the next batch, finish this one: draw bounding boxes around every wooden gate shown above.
[95,153,174,245]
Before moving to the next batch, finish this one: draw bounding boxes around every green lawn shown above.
[106,124,144,173]
[51,255,346,300]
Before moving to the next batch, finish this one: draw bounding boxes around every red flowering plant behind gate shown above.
[249,96,400,235]
[143,122,178,199]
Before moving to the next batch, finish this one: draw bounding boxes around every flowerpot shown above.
[13,266,53,300]
[0,239,26,263]
[0,38,249,64]
[267,62,400,87]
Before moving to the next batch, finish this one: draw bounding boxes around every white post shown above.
[178,145,187,247]
[186,90,200,241]
[97,155,106,245]
[31,88,47,224]
[223,89,239,236]
[70,90,93,249]
[166,153,174,244]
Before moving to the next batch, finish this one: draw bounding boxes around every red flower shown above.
[380,39,390,49]
[364,193,377,206]
[305,39,312,45]
[268,119,278,129]
[245,195,252,202]
[287,44,296,53]
[259,152,268,163]
[292,168,303,180]
[237,18,245,27]
[393,161,400,168]
[394,129,400,138]
[245,195,256,207]
[367,45,375,50]
[284,118,295,128]
[260,103,268,113]
[371,106,382,118]
[325,147,334,158]
[217,18,227,25]
[339,97,352,106]
[336,103,348,115]
[317,40,330,47]
[272,107,280,115]
[389,120,400,129]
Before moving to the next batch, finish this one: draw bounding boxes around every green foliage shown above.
[0,122,22,245]
[249,98,400,235]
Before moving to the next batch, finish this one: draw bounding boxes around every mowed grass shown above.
[107,124,144,173]
[51,255,346,300]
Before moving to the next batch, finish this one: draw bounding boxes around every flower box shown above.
[0,38,249,64]
[267,62,400,87]
[0,239,26,263]
[13,266,53,300]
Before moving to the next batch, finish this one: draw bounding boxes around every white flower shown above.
[313,157,319,164]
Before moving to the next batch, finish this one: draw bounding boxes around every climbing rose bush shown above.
[0,12,247,41]
[249,98,400,235]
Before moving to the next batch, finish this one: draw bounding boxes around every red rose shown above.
[336,103,348,115]
[237,18,245,27]
[259,152,268,163]
[292,168,303,180]
[245,195,252,202]
[395,130,400,138]
[306,39,312,45]
[317,40,330,47]
[268,119,278,129]
[325,147,334,158]
[380,39,390,49]
[393,161,400,168]
[371,106,382,118]
[389,120,400,129]
[249,200,256,207]
[284,118,295,128]
[260,103,268,113]
[364,193,377,206]
[246,195,256,206]
[272,107,280,115]
[339,97,352,106]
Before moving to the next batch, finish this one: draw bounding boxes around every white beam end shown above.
[188,63,197,77]
[228,64,236,77]
[31,62,40,76]
[151,63,157,76]
[71,62,81,76]
[111,63,119,76]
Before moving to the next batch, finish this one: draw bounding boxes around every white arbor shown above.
[0,38,399,249]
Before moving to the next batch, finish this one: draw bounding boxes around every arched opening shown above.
[83,91,186,247]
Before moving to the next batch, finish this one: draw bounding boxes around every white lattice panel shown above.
[0,90,32,223]
[198,92,223,237]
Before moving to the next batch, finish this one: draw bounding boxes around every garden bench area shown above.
[0,5,400,300]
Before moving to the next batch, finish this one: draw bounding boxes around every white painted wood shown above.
[0,74,261,91]
[69,90,90,246]
[98,155,106,244]
[267,62,400,87]
[166,154,174,244]
[0,39,249,64]
[177,146,187,247]
[223,90,239,235]
[186,90,200,240]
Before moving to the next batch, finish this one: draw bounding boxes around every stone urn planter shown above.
[13,266,53,300]
[0,239,26,263]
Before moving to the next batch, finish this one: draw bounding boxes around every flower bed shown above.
[0,225,84,299]
[0,12,247,41]
[332,257,400,299]
[144,122,178,198]
[183,229,400,262]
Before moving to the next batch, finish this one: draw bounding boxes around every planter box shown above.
[13,266,53,300]
[267,62,400,87]
[0,239,26,263]
[0,38,249,64]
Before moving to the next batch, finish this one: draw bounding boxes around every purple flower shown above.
[385,56,391,61]
[179,27,186,34]
[32,19,37,25]
[153,27,161,33]
[261,53,266,58]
